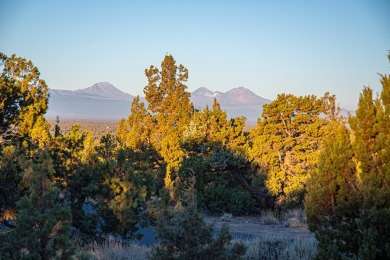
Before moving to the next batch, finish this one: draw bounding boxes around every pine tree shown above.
[0,151,75,259]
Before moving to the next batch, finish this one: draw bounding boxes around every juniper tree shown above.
[48,124,100,236]
[349,67,390,258]
[249,93,338,206]
[305,53,390,259]
[116,96,153,150]
[183,98,246,153]
[0,151,75,259]
[144,55,193,193]
[0,53,51,222]
[116,95,165,192]
[305,122,360,258]
[0,53,49,147]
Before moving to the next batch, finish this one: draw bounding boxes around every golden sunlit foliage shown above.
[2,52,390,259]
[249,92,340,206]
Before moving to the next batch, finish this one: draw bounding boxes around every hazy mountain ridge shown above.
[192,86,270,106]
[46,82,352,122]
[51,82,135,101]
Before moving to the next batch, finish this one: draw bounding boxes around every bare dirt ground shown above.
[205,216,316,241]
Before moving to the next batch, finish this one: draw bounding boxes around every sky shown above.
[1,0,389,110]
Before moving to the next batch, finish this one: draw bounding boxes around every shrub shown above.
[201,184,254,215]
[284,209,307,228]
[260,210,279,225]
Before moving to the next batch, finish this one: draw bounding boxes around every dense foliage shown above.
[249,93,339,207]
[305,53,390,259]
[1,52,389,259]
[1,151,75,259]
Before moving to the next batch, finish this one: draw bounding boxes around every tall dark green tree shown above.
[305,53,390,259]
[305,122,360,258]
[349,75,390,258]
[0,151,75,259]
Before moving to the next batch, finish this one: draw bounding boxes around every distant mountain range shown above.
[49,82,135,101]
[46,82,353,122]
[191,87,271,121]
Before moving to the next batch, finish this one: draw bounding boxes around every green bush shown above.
[200,183,254,215]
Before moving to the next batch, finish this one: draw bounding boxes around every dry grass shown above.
[83,237,150,260]
[243,236,317,260]
[81,236,317,260]
[260,210,279,225]
[283,209,307,228]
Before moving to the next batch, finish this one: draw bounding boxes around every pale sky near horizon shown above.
[1,0,389,110]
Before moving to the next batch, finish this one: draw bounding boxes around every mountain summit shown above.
[192,87,221,98]
[74,82,134,101]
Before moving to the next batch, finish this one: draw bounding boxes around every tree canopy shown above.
[2,52,390,259]
[0,52,49,147]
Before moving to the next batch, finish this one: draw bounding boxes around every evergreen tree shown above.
[349,74,390,258]
[305,122,360,258]
[0,53,50,222]
[0,53,49,146]
[116,96,153,150]
[249,93,338,206]
[183,98,246,153]
[150,174,246,259]
[48,124,100,236]
[144,55,193,193]
[0,145,23,225]
[305,53,390,259]
[0,151,75,259]
[95,135,156,239]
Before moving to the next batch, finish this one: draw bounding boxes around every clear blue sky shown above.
[1,0,389,110]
